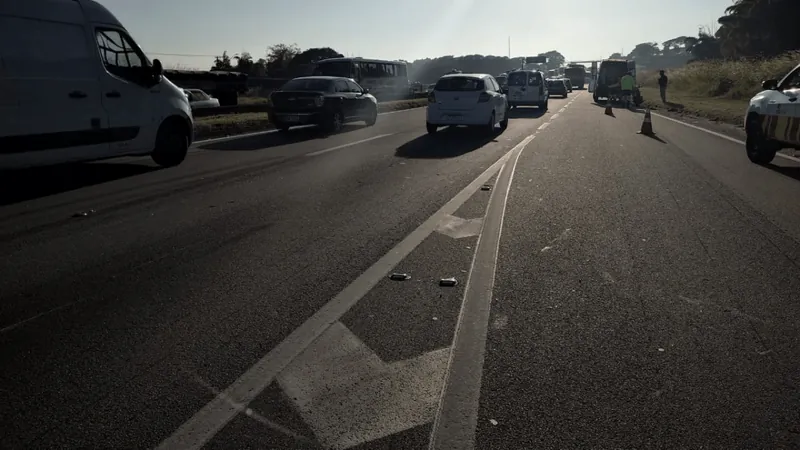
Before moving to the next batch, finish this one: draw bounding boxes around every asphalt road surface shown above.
[2,93,800,449]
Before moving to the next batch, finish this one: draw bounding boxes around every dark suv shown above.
[268,76,378,132]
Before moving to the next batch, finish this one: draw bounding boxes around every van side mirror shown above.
[152,59,164,77]
[762,79,778,90]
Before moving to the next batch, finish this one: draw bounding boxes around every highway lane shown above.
[0,96,569,448]
[3,92,800,449]
[473,100,800,448]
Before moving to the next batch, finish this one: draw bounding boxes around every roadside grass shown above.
[194,98,428,140]
[638,52,799,126]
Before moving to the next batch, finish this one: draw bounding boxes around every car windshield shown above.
[281,78,332,91]
[435,76,484,91]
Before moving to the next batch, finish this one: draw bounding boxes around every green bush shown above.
[640,52,799,100]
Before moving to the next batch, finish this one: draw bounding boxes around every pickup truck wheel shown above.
[151,119,189,168]
[746,114,778,164]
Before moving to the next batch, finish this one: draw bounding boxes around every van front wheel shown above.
[152,119,189,167]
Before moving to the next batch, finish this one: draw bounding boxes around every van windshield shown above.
[435,77,485,91]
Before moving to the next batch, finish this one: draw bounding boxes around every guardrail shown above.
[192,92,429,118]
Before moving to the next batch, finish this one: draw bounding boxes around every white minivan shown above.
[0,0,194,170]
[506,70,549,110]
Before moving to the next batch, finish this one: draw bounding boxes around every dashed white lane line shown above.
[550,113,560,120]
[305,133,394,157]
[155,131,535,450]
[559,107,566,113]
[650,112,800,163]
[538,123,550,131]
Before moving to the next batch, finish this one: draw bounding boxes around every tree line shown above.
[211,0,796,81]
[615,0,797,70]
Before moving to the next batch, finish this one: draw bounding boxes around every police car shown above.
[744,62,800,164]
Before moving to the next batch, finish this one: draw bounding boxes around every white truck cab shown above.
[744,62,800,164]
[0,0,194,170]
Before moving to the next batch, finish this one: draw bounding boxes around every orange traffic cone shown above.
[638,108,654,135]
[604,99,614,116]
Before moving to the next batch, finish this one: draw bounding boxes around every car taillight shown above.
[478,92,491,103]
[428,92,436,103]
[314,96,324,107]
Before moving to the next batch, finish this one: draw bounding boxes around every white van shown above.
[0,0,193,170]
[506,70,549,110]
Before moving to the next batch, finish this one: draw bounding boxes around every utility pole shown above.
[508,36,511,58]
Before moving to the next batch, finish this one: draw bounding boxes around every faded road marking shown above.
[306,133,394,157]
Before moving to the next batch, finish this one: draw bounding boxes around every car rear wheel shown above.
[324,110,344,133]
[426,122,438,134]
[499,111,509,132]
[486,112,496,135]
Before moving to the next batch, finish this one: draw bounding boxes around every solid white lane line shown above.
[155,133,530,450]
[650,112,800,163]
[305,133,394,157]
[428,134,535,450]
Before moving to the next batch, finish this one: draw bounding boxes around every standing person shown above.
[658,70,669,103]
[620,71,635,108]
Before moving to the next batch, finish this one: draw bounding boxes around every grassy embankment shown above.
[638,52,798,126]
[194,96,428,140]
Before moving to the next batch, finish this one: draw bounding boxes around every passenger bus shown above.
[313,57,409,100]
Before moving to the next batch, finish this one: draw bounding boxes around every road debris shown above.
[439,277,458,287]
[389,273,411,281]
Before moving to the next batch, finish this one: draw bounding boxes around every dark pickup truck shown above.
[268,76,379,132]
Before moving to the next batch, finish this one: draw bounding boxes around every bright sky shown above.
[99,0,733,70]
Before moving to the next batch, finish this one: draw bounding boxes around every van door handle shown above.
[105,91,121,98]
[68,91,87,99]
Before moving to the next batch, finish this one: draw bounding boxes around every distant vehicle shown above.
[496,74,508,90]
[593,59,641,105]
[506,70,549,110]
[547,78,569,98]
[564,65,586,89]
[426,73,509,135]
[744,63,800,164]
[165,69,248,106]
[0,0,192,170]
[312,57,409,101]
[183,89,220,109]
[561,78,573,92]
[267,76,378,133]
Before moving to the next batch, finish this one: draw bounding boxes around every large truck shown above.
[162,69,249,106]
[564,64,586,89]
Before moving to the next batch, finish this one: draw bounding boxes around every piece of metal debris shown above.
[389,273,411,281]
[71,209,96,218]
[439,277,458,287]
[481,184,492,191]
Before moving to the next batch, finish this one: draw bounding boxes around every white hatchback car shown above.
[426,73,509,135]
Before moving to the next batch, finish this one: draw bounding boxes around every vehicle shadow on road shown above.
[508,107,546,119]
[196,125,368,152]
[765,162,800,182]
[395,127,497,159]
[0,163,159,206]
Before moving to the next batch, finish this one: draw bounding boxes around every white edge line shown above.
[650,111,800,163]
[428,135,533,450]
[305,133,394,157]
[192,106,425,147]
[155,133,521,450]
